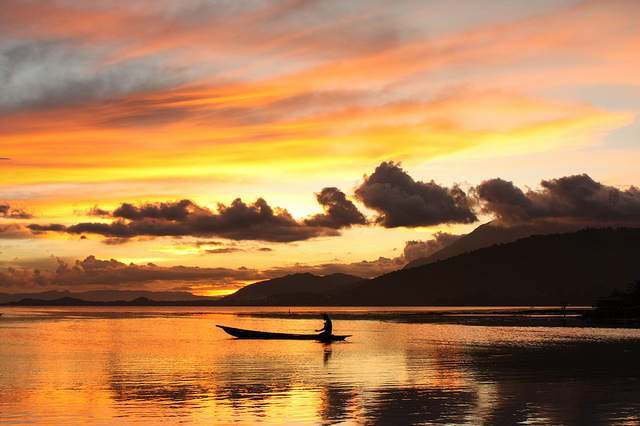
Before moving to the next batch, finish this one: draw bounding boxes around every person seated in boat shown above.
[315,313,332,337]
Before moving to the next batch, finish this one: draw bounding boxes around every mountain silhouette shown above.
[221,272,364,305]
[0,290,213,304]
[338,227,640,306]
[4,228,639,307]
[405,220,584,269]
[10,297,94,306]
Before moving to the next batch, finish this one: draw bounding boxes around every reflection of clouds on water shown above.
[70,318,640,424]
[2,308,640,423]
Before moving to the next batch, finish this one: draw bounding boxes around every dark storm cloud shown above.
[0,255,263,289]
[475,174,640,224]
[403,232,462,263]
[0,203,33,219]
[354,161,477,227]
[304,187,367,228]
[29,198,342,243]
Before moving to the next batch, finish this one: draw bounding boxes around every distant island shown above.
[0,290,219,306]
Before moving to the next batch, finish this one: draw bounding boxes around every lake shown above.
[1,307,640,424]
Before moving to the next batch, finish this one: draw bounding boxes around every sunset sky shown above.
[1,0,639,295]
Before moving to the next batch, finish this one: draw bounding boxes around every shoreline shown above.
[4,305,639,328]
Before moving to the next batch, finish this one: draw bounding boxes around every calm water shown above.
[1,307,640,425]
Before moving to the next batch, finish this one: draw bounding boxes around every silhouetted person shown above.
[315,313,332,337]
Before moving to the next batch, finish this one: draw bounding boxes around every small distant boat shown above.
[216,325,350,342]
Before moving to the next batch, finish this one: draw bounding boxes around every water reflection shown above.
[322,344,332,366]
[366,387,476,424]
[319,385,355,424]
[467,343,640,424]
[109,372,213,405]
[1,307,640,424]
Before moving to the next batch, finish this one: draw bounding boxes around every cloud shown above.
[0,252,401,292]
[0,1,636,195]
[355,161,477,227]
[403,232,462,263]
[260,232,465,277]
[0,267,47,287]
[0,224,33,239]
[473,178,533,222]
[3,238,438,291]
[111,199,202,221]
[0,203,33,219]
[29,224,67,233]
[0,228,468,292]
[304,187,367,228]
[0,255,263,290]
[29,197,342,243]
[264,256,405,279]
[0,39,183,113]
[204,248,244,254]
[87,206,111,216]
[475,174,640,224]
[193,240,224,247]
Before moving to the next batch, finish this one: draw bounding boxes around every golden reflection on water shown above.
[1,307,640,424]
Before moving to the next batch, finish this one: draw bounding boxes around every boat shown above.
[216,325,350,342]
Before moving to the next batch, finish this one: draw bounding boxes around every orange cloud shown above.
[1,0,638,276]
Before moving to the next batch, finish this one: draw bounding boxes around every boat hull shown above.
[216,325,349,342]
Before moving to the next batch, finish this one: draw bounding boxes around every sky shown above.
[1,0,639,296]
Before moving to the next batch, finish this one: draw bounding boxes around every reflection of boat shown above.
[216,325,350,342]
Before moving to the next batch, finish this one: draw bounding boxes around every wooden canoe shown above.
[216,325,349,342]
